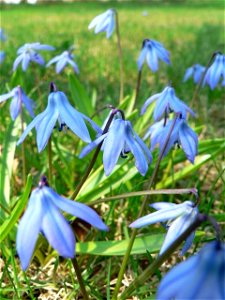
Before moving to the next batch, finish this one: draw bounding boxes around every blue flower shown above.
[46,50,79,74]
[0,28,7,41]
[157,241,225,299]
[141,86,195,121]
[80,118,152,176]
[16,176,108,270]
[130,201,199,255]
[203,53,225,89]
[17,89,100,152]
[146,118,198,163]
[88,9,115,39]
[0,51,5,64]
[13,42,55,72]
[137,39,170,72]
[183,64,206,84]
[0,86,35,120]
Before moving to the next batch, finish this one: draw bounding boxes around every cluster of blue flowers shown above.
[1,7,224,299]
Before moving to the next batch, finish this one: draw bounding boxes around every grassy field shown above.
[0,1,224,299]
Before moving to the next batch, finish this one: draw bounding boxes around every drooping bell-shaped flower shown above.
[46,50,79,74]
[80,117,152,176]
[137,39,170,72]
[13,42,55,72]
[17,85,101,152]
[141,86,195,121]
[88,9,115,39]
[146,117,198,164]
[0,86,35,120]
[203,53,225,89]
[157,241,225,299]
[16,176,108,270]
[183,64,206,84]
[130,201,199,255]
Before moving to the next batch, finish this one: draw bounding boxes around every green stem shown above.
[115,10,124,103]
[48,136,53,186]
[134,69,142,107]
[190,51,217,109]
[18,87,26,186]
[70,110,116,200]
[71,257,89,300]
[119,214,207,299]
[112,116,178,299]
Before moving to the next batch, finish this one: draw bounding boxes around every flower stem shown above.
[190,51,217,109]
[70,109,117,200]
[115,10,124,103]
[119,214,207,299]
[48,136,53,186]
[134,69,142,107]
[112,116,178,299]
[71,257,89,300]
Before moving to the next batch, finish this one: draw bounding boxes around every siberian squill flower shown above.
[0,86,35,120]
[157,241,225,299]
[137,39,170,72]
[203,53,225,89]
[17,87,100,152]
[16,176,108,270]
[183,63,206,84]
[80,117,152,176]
[130,201,199,255]
[13,42,55,71]
[141,86,195,121]
[147,117,198,163]
[0,51,5,64]
[88,9,115,39]
[0,28,6,41]
[46,50,79,74]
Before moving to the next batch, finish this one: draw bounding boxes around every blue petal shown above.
[157,255,199,299]
[141,93,161,115]
[41,197,75,258]
[68,59,79,74]
[180,230,195,256]
[103,119,126,176]
[31,53,45,65]
[137,47,147,71]
[13,54,23,71]
[22,53,30,71]
[56,58,67,73]
[46,187,108,231]
[79,133,107,158]
[10,95,21,120]
[0,90,15,103]
[146,47,158,72]
[46,55,61,66]
[150,202,177,210]
[21,90,35,118]
[106,16,115,38]
[16,189,44,270]
[55,92,91,143]
[179,121,198,163]
[183,67,194,82]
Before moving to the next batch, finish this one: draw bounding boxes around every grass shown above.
[0,1,224,299]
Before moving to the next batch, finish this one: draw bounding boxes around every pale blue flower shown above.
[0,51,5,64]
[130,201,199,255]
[183,64,206,84]
[80,118,152,176]
[17,89,100,152]
[147,118,198,163]
[203,53,225,89]
[13,42,55,71]
[137,39,170,72]
[157,241,225,299]
[16,176,108,270]
[0,86,35,120]
[46,50,79,74]
[88,9,115,39]
[0,28,6,41]
[141,86,195,121]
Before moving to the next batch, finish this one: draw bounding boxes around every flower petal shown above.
[16,189,44,270]
[79,133,107,158]
[10,95,21,120]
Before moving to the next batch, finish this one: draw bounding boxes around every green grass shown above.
[0,2,224,299]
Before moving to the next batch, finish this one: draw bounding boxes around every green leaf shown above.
[76,231,204,256]
[0,118,20,220]
[0,174,32,243]
[68,73,93,115]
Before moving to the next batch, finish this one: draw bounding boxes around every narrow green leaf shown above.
[0,174,32,243]
[68,73,93,115]
[76,231,204,256]
[0,118,20,219]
